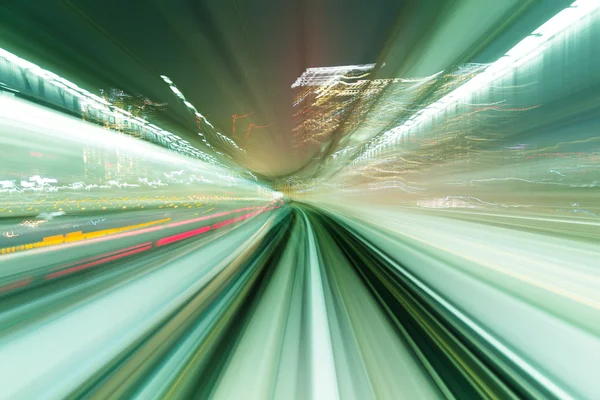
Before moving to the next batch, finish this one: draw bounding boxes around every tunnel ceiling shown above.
[0,0,571,179]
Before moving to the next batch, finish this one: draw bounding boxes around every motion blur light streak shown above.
[45,243,154,280]
[156,227,212,247]
[1,0,600,398]
[0,278,32,294]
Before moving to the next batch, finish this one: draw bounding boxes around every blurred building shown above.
[83,147,146,183]
[291,64,375,148]
[290,64,441,150]
[99,88,168,134]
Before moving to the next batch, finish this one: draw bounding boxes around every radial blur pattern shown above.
[1,1,600,399]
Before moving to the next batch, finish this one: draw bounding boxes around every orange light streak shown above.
[245,123,274,139]
[232,112,253,136]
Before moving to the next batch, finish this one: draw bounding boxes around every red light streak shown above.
[46,243,153,279]
[0,277,32,293]
[211,210,263,229]
[2,206,269,259]
[165,206,261,228]
[0,204,280,291]
[160,208,268,245]
[156,226,211,246]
